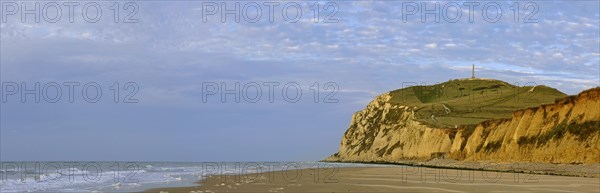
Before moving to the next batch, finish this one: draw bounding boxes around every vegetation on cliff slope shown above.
[387,79,566,128]
[517,120,600,147]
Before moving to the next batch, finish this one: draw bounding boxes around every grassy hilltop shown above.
[387,78,567,128]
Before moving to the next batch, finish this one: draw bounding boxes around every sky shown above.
[1,1,599,161]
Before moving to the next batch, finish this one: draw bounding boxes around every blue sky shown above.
[1,1,599,161]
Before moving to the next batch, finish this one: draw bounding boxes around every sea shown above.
[0,161,401,192]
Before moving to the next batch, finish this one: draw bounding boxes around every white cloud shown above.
[425,43,437,49]
[553,53,564,58]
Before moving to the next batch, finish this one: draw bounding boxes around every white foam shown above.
[0,162,398,192]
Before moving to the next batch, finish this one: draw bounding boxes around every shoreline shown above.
[138,165,600,193]
[322,159,600,178]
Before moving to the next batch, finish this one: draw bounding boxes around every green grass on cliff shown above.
[517,121,600,147]
[387,79,567,128]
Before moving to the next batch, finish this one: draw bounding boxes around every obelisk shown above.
[472,64,475,79]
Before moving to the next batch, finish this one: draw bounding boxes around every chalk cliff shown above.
[326,83,600,164]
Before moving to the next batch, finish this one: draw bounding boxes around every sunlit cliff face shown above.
[327,87,600,164]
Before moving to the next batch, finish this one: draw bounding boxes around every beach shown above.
[139,166,600,193]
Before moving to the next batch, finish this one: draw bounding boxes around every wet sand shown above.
[139,166,600,193]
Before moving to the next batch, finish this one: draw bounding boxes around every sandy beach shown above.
[139,166,600,193]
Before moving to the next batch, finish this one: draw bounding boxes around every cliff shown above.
[326,85,600,164]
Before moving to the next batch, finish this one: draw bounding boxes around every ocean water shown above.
[0,161,400,192]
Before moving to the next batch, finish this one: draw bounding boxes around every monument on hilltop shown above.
[471,64,475,79]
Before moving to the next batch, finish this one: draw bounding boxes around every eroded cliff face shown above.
[326,88,600,164]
